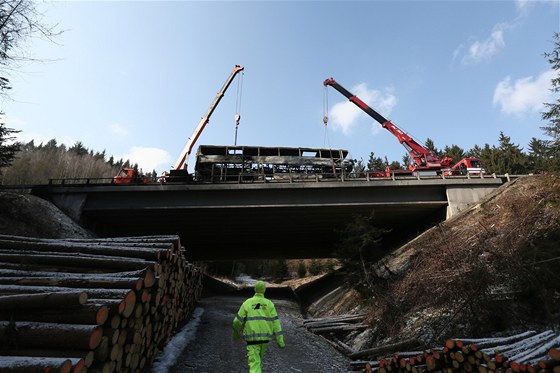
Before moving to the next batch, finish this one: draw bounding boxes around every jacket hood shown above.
[254,280,266,294]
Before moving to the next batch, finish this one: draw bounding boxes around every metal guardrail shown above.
[44,177,162,186]
[48,177,115,185]
[0,173,520,188]
[184,171,509,184]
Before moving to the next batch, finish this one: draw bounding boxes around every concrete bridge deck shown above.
[30,176,507,260]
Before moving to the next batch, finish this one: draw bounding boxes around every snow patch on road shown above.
[151,307,205,373]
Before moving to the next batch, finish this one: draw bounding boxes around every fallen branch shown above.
[349,338,421,360]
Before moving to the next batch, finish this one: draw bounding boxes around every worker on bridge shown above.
[232,280,285,372]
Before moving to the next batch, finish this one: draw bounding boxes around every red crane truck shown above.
[323,77,484,177]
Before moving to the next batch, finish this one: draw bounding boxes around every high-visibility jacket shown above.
[232,292,285,347]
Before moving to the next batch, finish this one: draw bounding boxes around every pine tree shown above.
[541,32,560,170]
[0,121,21,177]
[69,141,88,156]
[497,132,528,174]
[479,144,500,174]
[442,144,466,164]
[334,212,389,296]
[424,138,441,157]
[43,139,58,150]
[367,152,385,171]
[528,137,550,173]
[352,158,366,176]
[402,154,411,169]
[467,144,483,159]
[389,160,403,170]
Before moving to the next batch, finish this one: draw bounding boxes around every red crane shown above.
[323,77,483,176]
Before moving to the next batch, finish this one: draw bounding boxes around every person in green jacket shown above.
[232,280,285,373]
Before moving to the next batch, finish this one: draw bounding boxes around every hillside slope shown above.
[0,191,93,238]
[359,175,560,348]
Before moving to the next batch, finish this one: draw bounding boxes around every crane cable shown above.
[323,86,337,177]
[234,71,244,146]
[322,85,330,148]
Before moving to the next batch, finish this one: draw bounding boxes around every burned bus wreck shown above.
[193,145,354,182]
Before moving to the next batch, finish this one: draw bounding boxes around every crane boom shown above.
[173,64,245,171]
[323,77,442,171]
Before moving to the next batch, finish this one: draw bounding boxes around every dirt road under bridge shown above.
[169,294,351,372]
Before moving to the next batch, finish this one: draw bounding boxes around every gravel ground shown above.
[170,295,351,373]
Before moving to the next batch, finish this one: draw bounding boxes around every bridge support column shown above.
[48,193,88,223]
[446,186,495,219]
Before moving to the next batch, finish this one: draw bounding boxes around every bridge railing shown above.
[47,177,126,186]
[190,170,505,184]
[38,172,512,187]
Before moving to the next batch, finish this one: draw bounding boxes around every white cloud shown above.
[493,70,555,115]
[515,0,556,13]
[461,25,507,65]
[328,83,397,135]
[515,0,531,12]
[110,123,130,137]
[456,0,558,65]
[452,44,464,62]
[118,146,172,173]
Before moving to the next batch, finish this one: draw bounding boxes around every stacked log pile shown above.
[0,234,203,373]
[347,330,560,373]
[302,314,369,355]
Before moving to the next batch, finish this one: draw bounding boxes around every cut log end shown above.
[71,358,86,373]
[117,290,136,318]
[143,267,155,288]
[95,306,109,326]
[550,348,560,361]
[60,360,74,373]
[78,292,88,305]
[89,326,103,350]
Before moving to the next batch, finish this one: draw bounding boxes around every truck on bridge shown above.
[113,167,152,184]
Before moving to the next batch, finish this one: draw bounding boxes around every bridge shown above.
[30,175,509,260]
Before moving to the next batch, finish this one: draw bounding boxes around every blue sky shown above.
[1,0,559,174]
